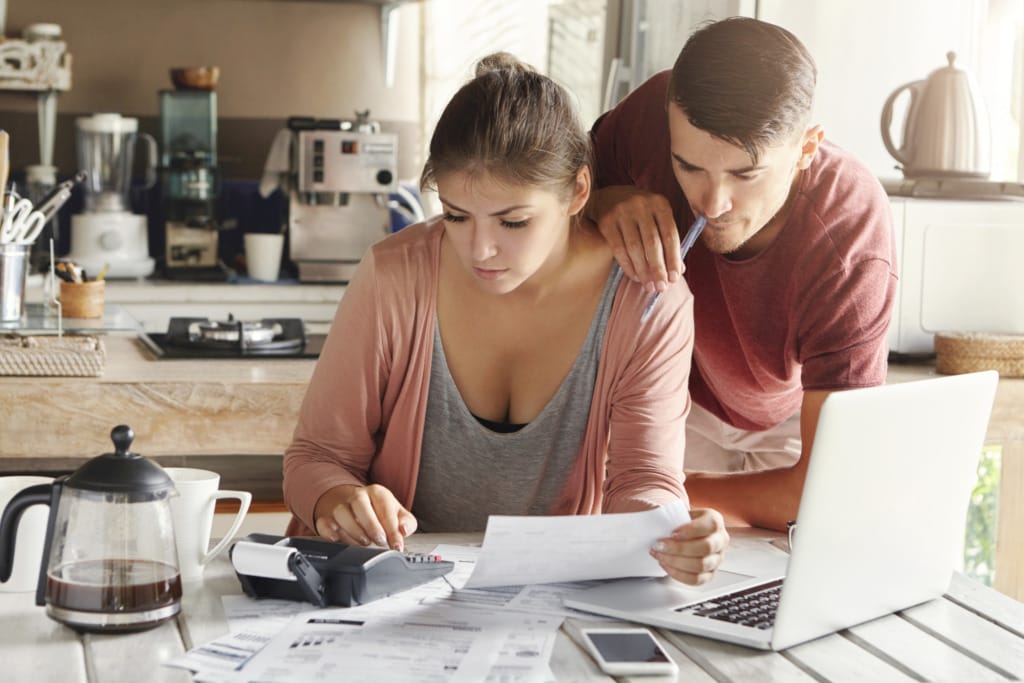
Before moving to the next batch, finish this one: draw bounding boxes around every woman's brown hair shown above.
[421,52,591,201]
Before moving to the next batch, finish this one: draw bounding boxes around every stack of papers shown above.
[169,501,708,682]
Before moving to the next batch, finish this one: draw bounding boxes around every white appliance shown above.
[288,120,398,282]
[881,51,991,179]
[887,194,1024,354]
[67,113,157,279]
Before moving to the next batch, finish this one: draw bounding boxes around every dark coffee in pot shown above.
[45,559,182,632]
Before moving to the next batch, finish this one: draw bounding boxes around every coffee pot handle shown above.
[0,483,54,583]
[880,79,923,168]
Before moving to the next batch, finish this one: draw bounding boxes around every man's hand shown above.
[587,186,683,291]
[649,508,729,585]
[314,484,418,552]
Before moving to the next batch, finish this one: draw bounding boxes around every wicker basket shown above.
[0,334,106,377]
[934,332,1024,378]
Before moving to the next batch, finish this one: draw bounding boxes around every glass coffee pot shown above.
[0,425,181,632]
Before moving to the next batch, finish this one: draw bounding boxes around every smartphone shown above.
[577,626,679,676]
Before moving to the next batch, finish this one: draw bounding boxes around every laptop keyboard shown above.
[677,579,784,630]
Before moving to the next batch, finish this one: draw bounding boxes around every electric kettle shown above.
[0,425,181,632]
[880,51,991,179]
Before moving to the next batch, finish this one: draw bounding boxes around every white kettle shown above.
[880,52,991,179]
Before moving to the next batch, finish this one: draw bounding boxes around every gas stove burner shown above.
[189,317,285,347]
[172,316,303,353]
[138,316,320,359]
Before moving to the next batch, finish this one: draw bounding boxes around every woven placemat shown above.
[934,331,1024,378]
[0,334,106,377]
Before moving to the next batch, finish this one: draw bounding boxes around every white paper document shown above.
[430,544,607,618]
[223,602,561,683]
[465,501,691,588]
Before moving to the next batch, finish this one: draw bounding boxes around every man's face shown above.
[667,103,815,259]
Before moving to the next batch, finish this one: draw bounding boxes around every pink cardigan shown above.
[283,218,694,534]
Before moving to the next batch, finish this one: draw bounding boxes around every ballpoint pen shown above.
[639,214,707,322]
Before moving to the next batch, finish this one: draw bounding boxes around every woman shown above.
[283,53,728,584]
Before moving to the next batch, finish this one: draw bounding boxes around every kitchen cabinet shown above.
[7,281,342,463]
[887,197,1024,355]
[0,336,313,461]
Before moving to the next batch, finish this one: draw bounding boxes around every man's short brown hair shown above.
[667,17,817,164]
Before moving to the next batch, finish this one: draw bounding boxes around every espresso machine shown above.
[159,89,220,275]
[66,114,157,278]
[288,114,398,282]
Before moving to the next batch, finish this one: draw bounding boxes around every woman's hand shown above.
[313,484,418,552]
[649,508,729,585]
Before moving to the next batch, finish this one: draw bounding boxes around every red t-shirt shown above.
[591,71,898,431]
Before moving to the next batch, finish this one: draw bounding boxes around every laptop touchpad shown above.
[573,571,754,612]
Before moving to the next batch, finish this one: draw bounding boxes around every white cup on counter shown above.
[165,467,252,582]
[244,233,284,282]
[0,475,54,593]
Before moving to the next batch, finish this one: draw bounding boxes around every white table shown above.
[2,531,1023,682]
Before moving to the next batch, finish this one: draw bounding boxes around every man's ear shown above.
[567,166,592,217]
[796,125,824,170]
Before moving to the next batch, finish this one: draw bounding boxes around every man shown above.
[586,17,897,530]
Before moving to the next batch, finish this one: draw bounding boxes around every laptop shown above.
[565,371,998,650]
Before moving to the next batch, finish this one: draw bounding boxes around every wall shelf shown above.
[0,38,71,92]
[0,37,72,169]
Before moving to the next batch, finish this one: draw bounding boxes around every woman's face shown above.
[437,169,588,295]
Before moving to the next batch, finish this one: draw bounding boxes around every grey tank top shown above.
[413,265,624,532]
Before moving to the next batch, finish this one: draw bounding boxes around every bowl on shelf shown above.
[170,66,220,91]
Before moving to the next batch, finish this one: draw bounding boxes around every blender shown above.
[66,113,157,279]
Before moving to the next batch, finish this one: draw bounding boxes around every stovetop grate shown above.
[139,317,325,359]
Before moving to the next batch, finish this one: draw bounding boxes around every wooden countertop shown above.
[0,336,315,459]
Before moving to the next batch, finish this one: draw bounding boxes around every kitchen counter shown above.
[25,278,346,333]
[0,335,314,461]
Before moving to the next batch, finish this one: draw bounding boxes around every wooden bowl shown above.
[170,66,220,91]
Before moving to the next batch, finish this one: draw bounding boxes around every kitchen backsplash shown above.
[0,111,421,182]
[2,111,422,276]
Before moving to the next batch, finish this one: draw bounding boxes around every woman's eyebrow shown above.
[439,198,534,216]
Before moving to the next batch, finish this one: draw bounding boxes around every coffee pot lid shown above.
[65,425,175,495]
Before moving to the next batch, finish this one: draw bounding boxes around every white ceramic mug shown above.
[0,476,54,593]
[244,233,284,282]
[165,467,252,581]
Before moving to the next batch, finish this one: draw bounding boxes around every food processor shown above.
[66,113,157,278]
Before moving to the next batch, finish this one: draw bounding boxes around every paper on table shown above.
[222,602,560,683]
[465,501,690,589]
[429,545,611,619]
